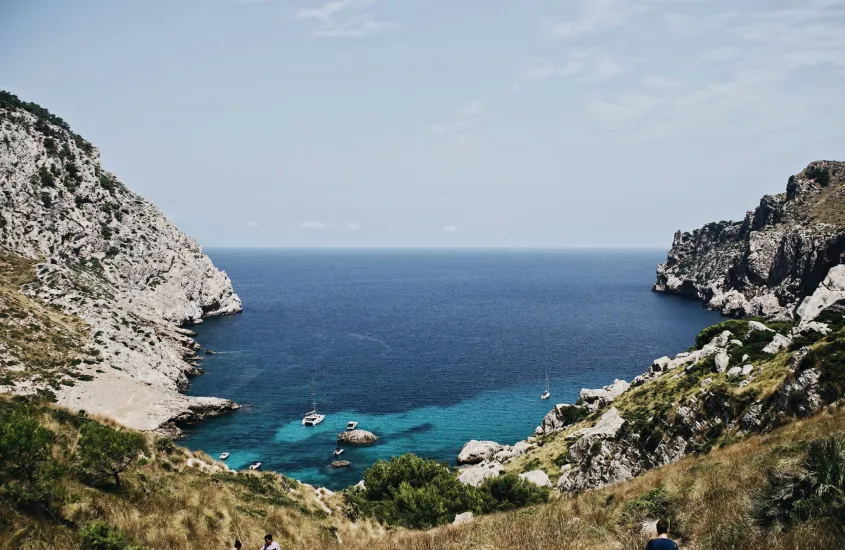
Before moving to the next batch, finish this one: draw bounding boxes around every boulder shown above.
[579,379,629,411]
[763,333,792,355]
[741,364,754,376]
[457,440,504,465]
[727,366,742,379]
[458,461,503,487]
[715,351,730,372]
[453,512,474,526]
[536,404,587,435]
[519,470,552,488]
[330,460,350,468]
[337,430,378,445]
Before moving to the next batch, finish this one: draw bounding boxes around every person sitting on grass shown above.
[260,533,281,550]
[645,519,679,550]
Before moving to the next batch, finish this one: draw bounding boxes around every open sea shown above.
[181,248,721,489]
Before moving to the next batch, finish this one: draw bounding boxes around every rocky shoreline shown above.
[456,161,845,495]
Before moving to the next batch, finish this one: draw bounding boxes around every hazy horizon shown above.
[2,0,844,248]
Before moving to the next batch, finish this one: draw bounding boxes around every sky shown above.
[1,0,844,248]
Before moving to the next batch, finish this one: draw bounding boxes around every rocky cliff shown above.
[0,91,242,432]
[653,161,845,319]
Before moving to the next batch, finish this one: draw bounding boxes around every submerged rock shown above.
[330,460,350,468]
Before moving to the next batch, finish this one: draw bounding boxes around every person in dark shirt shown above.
[645,519,679,550]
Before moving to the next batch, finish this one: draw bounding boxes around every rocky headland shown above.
[456,161,845,497]
[653,160,845,319]
[0,91,242,433]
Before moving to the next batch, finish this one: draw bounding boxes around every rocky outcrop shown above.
[338,430,378,445]
[653,161,845,319]
[457,440,504,465]
[579,379,630,411]
[0,92,241,432]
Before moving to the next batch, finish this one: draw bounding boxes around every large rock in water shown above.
[337,429,378,445]
[0,92,242,432]
[457,440,504,464]
[653,161,845,319]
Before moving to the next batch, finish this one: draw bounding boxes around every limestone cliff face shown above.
[0,92,242,430]
[653,161,845,319]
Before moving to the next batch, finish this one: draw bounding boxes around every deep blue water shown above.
[181,249,720,489]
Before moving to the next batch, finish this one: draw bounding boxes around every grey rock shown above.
[330,460,350,468]
[458,461,503,487]
[453,512,474,525]
[519,470,552,488]
[715,351,730,372]
[458,440,504,464]
[796,265,845,325]
[337,430,378,445]
[763,333,792,354]
[727,366,743,378]
[741,364,754,376]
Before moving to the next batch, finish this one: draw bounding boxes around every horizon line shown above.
[203,244,669,250]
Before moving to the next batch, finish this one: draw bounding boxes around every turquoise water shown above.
[180,249,721,489]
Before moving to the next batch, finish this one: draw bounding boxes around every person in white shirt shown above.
[260,533,281,550]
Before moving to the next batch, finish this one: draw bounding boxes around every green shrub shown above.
[0,405,64,510]
[752,435,845,532]
[79,521,140,550]
[76,421,146,491]
[346,454,548,528]
[695,320,749,349]
[478,473,549,511]
[621,486,684,536]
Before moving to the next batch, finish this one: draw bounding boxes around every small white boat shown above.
[219,452,230,460]
[334,448,344,457]
[249,462,261,470]
[346,421,358,431]
[541,368,551,400]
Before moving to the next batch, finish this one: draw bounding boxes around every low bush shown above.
[752,435,845,532]
[695,320,749,349]
[346,454,548,528]
[79,521,140,550]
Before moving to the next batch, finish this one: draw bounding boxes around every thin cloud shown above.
[430,100,486,137]
[347,222,362,230]
[300,221,326,229]
[442,225,459,234]
[553,0,642,40]
[296,0,396,38]
[247,220,259,227]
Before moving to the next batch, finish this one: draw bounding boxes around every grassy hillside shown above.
[0,252,92,397]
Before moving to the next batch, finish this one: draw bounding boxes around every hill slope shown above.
[0,91,242,432]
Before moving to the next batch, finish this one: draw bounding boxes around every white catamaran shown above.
[541,368,550,400]
[302,378,325,426]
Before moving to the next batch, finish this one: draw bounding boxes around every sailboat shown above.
[541,368,550,400]
[302,378,325,426]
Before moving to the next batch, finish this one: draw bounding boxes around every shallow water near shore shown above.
[181,248,720,489]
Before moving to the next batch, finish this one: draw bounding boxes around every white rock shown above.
[741,364,754,376]
[453,512,474,525]
[715,351,730,373]
[568,407,626,462]
[519,470,552,488]
[763,333,792,354]
[458,440,504,465]
[727,366,743,378]
[458,461,503,487]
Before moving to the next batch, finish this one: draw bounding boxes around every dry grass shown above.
[328,407,845,550]
[0,252,90,391]
[809,184,845,226]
